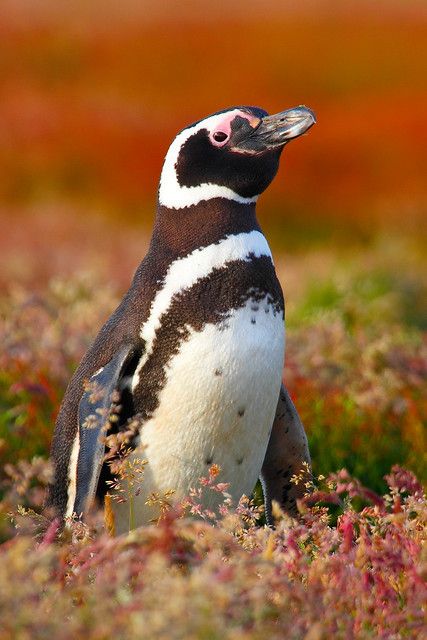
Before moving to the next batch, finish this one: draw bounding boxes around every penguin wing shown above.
[260,384,311,524]
[74,343,138,516]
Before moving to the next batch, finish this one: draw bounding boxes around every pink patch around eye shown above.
[209,110,259,147]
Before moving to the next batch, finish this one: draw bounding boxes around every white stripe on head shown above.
[132,229,272,389]
[158,110,259,209]
[65,430,80,518]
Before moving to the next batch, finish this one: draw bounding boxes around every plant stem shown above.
[128,482,135,532]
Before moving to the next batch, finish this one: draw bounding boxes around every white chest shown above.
[113,296,284,533]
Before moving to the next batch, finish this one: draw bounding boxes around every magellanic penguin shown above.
[48,105,315,534]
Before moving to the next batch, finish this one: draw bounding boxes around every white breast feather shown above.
[132,230,273,389]
[114,296,285,533]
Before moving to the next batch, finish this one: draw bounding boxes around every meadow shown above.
[0,1,426,637]
[0,219,425,638]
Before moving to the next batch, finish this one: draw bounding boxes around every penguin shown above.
[48,105,315,533]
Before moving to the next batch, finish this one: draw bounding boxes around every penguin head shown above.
[158,105,316,209]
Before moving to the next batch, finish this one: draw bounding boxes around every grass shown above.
[0,465,425,639]
[0,221,425,637]
[2,230,425,495]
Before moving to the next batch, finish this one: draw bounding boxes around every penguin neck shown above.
[151,198,262,258]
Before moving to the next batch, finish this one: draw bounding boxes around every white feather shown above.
[114,296,285,533]
[132,230,272,389]
[65,430,80,518]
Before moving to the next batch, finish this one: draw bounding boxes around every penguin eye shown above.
[212,131,229,145]
[213,131,228,142]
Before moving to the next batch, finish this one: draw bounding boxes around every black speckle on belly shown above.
[133,255,284,421]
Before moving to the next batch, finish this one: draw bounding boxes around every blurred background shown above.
[1,0,426,279]
[0,0,426,501]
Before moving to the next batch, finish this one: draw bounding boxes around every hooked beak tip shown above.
[273,106,316,141]
[232,105,316,154]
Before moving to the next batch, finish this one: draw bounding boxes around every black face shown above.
[175,105,316,199]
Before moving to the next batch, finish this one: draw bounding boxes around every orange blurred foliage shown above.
[0,0,426,234]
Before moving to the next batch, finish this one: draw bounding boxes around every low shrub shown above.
[0,465,425,639]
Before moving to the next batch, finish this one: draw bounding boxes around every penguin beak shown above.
[234,106,316,154]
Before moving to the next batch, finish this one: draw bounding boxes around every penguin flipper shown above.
[260,384,311,525]
[74,344,138,517]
